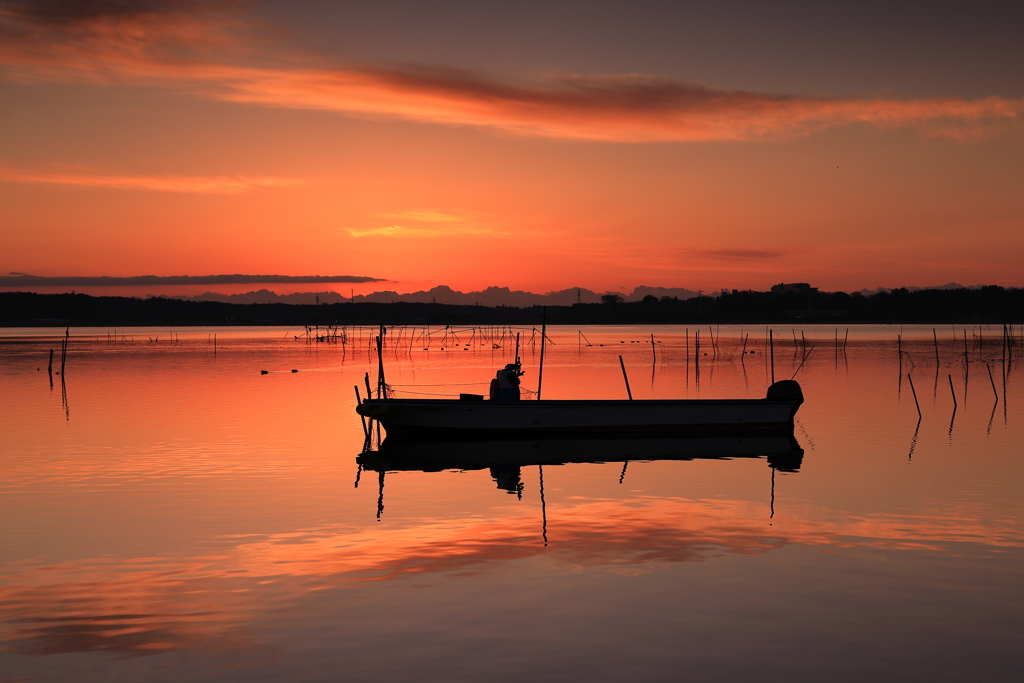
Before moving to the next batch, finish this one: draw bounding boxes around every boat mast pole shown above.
[537,307,547,400]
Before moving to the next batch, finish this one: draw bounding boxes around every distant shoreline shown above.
[2,290,1022,327]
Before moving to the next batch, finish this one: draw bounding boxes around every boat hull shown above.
[357,396,801,440]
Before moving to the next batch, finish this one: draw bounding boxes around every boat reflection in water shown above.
[357,435,803,523]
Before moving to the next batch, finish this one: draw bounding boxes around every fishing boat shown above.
[355,331,804,441]
[357,378,802,440]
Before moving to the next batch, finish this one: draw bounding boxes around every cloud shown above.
[690,248,786,261]
[223,68,1024,143]
[348,209,508,238]
[0,166,303,193]
[0,274,385,286]
[0,2,1021,142]
[347,225,501,238]
[379,210,473,223]
[6,0,214,22]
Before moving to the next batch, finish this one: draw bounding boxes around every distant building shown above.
[771,282,818,295]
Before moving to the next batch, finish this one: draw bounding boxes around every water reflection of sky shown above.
[1,325,1022,680]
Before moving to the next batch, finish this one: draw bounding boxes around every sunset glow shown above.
[2,1,1022,295]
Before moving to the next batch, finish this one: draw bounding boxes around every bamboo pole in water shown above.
[60,327,68,375]
[986,363,999,402]
[618,355,633,400]
[898,334,903,381]
[536,308,547,400]
[907,374,922,419]
[376,330,386,398]
[354,386,369,440]
[695,329,701,381]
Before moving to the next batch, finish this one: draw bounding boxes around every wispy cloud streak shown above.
[348,209,508,238]
[0,166,302,193]
[0,1,1020,142]
[0,274,385,286]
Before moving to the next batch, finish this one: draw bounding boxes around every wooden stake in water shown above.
[354,386,369,440]
[650,333,656,362]
[618,355,633,400]
[907,373,922,419]
[769,329,775,384]
[59,327,68,375]
[695,329,701,383]
[898,335,903,389]
[986,363,999,402]
[536,308,547,400]
[948,374,958,409]
[791,345,815,380]
[999,324,1005,361]
[376,330,386,398]
[933,328,940,365]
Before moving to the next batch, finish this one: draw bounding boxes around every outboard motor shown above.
[766,379,804,407]
[489,363,523,401]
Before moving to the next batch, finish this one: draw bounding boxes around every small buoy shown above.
[291,369,298,373]
[261,370,269,374]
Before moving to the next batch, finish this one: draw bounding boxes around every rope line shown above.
[388,382,489,387]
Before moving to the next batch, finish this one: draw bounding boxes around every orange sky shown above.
[1,1,1022,295]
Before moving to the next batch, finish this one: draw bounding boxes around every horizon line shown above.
[0,274,386,286]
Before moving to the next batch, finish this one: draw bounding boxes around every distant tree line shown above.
[1,286,1022,327]
[558,286,1024,324]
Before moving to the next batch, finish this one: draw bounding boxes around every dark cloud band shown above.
[0,274,385,286]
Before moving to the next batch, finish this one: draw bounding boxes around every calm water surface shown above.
[1,324,1022,682]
